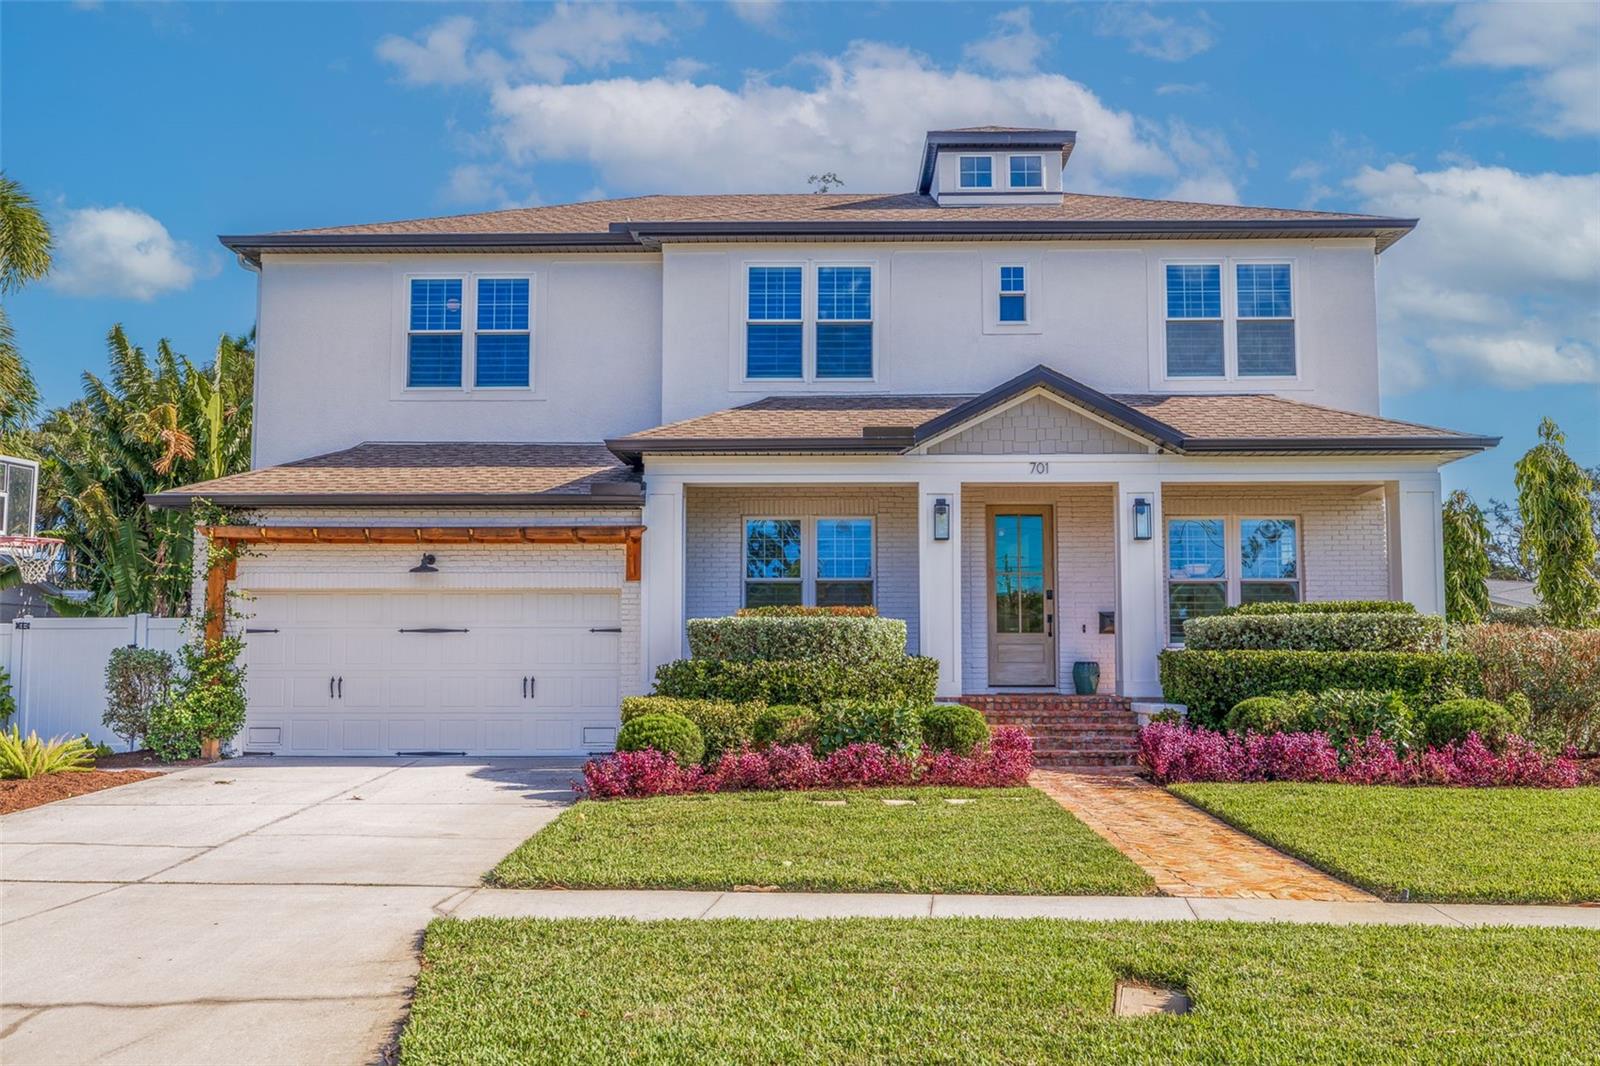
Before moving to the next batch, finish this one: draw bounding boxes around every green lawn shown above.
[1171,783,1600,904]
[488,787,1154,895]
[401,918,1600,1065]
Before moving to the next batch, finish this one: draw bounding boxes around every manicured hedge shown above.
[1183,612,1446,653]
[686,615,907,665]
[735,605,877,618]
[922,703,991,756]
[621,696,759,765]
[654,656,939,707]
[1451,624,1600,753]
[1159,649,1481,727]
[816,699,924,756]
[616,712,704,767]
[1226,600,1416,617]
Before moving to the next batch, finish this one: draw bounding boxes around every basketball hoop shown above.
[0,536,64,586]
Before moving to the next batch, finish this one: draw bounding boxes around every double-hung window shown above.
[407,279,464,388]
[999,266,1027,322]
[474,278,531,387]
[816,518,874,606]
[959,155,993,188]
[746,266,804,379]
[1166,516,1301,641]
[816,266,873,378]
[1235,264,1295,376]
[1164,265,1223,377]
[1009,155,1043,188]
[743,517,875,608]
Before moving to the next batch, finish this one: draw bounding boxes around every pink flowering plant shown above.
[578,726,1034,799]
[1137,720,1589,788]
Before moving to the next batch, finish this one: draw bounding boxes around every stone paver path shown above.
[1031,769,1376,902]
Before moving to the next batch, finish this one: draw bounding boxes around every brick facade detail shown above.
[958,693,1138,769]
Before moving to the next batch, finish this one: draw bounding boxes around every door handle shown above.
[528,676,536,699]
[522,676,528,699]
[337,676,343,699]
[329,676,335,699]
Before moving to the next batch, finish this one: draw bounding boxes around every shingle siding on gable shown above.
[928,397,1149,456]
[684,486,920,654]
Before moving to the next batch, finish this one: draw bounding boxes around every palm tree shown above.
[0,175,52,442]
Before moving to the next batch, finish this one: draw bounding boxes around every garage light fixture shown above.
[409,553,438,574]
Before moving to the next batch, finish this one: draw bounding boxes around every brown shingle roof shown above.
[623,395,967,444]
[1115,393,1480,446]
[147,442,640,508]
[285,191,1394,237]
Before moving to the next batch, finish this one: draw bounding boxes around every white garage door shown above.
[239,590,622,756]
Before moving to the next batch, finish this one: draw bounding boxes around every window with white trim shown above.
[475,278,531,387]
[1235,263,1296,376]
[406,275,534,391]
[407,278,464,388]
[816,266,872,379]
[959,155,993,188]
[1009,155,1043,188]
[746,266,804,379]
[743,517,876,608]
[999,265,1027,323]
[1164,264,1223,378]
[1166,516,1301,642]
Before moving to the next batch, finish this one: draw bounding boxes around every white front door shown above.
[239,589,621,756]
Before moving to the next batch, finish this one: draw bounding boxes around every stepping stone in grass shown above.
[944,798,976,805]
[882,799,915,806]
[1113,980,1192,1017]
[813,799,847,807]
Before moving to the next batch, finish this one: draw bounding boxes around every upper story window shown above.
[475,278,530,387]
[999,266,1027,322]
[816,266,873,379]
[1164,265,1224,378]
[744,263,874,381]
[1235,264,1296,376]
[406,275,533,391]
[746,266,804,379]
[1009,155,1043,188]
[959,156,993,188]
[407,279,464,388]
[1166,515,1300,642]
[1163,261,1297,380]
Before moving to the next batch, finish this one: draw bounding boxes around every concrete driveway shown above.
[0,757,577,1066]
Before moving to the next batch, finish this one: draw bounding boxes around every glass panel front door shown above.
[987,508,1056,687]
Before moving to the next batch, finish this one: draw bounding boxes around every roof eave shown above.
[913,364,1184,450]
[1177,435,1501,454]
[146,489,643,511]
[605,436,911,466]
[218,231,643,266]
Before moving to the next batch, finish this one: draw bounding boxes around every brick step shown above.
[1036,751,1140,768]
[987,717,1139,731]
[982,710,1136,723]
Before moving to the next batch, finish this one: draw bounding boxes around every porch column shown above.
[1384,473,1445,614]
[640,477,686,690]
[917,482,963,698]
[1113,480,1164,699]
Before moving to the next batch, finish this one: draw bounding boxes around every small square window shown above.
[959,156,993,189]
[1009,155,1043,188]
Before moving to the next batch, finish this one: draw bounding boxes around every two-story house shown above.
[153,127,1496,758]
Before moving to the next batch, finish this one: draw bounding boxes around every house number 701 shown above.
[1029,462,1050,475]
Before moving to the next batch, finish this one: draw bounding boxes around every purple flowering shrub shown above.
[1138,721,1588,788]
[578,725,1034,799]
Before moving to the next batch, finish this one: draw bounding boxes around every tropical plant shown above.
[102,646,175,751]
[1514,419,1600,627]
[1442,490,1492,624]
[0,174,51,444]
[0,725,95,779]
[29,326,253,614]
[157,635,248,761]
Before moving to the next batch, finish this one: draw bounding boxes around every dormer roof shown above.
[916,128,1077,195]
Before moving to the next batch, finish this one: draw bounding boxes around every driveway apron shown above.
[0,757,576,1066]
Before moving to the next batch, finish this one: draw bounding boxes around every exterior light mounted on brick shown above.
[933,497,951,541]
[409,553,438,574]
[1132,497,1153,541]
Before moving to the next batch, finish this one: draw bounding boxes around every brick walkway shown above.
[1031,770,1377,902]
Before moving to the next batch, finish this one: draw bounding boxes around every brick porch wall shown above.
[958,693,1138,769]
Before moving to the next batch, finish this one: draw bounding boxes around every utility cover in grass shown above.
[487,787,1155,895]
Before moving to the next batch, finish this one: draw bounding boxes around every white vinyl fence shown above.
[3,615,187,748]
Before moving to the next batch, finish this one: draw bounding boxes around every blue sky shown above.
[4,1,1597,504]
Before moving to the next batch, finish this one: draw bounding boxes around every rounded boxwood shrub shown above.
[621,696,757,764]
[921,703,991,755]
[815,699,923,756]
[1311,689,1414,749]
[616,712,704,767]
[1420,697,1527,751]
[1224,695,1315,736]
[751,704,818,748]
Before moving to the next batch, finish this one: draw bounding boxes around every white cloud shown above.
[1095,6,1215,62]
[51,206,199,301]
[1447,3,1600,136]
[376,5,669,87]
[1154,81,1206,96]
[963,7,1050,75]
[1349,162,1600,389]
[664,56,709,81]
[481,41,1235,198]
[730,1,782,29]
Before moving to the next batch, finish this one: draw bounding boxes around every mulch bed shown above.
[0,769,164,815]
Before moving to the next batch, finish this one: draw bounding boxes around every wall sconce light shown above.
[933,498,951,541]
[409,553,438,574]
[1132,497,1153,541]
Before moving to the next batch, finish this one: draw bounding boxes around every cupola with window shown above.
[918,127,1075,207]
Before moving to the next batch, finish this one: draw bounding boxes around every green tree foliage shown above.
[31,326,254,615]
[1442,490,1492,624]
[1515,419,1600,628]
[0,174,52,443]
